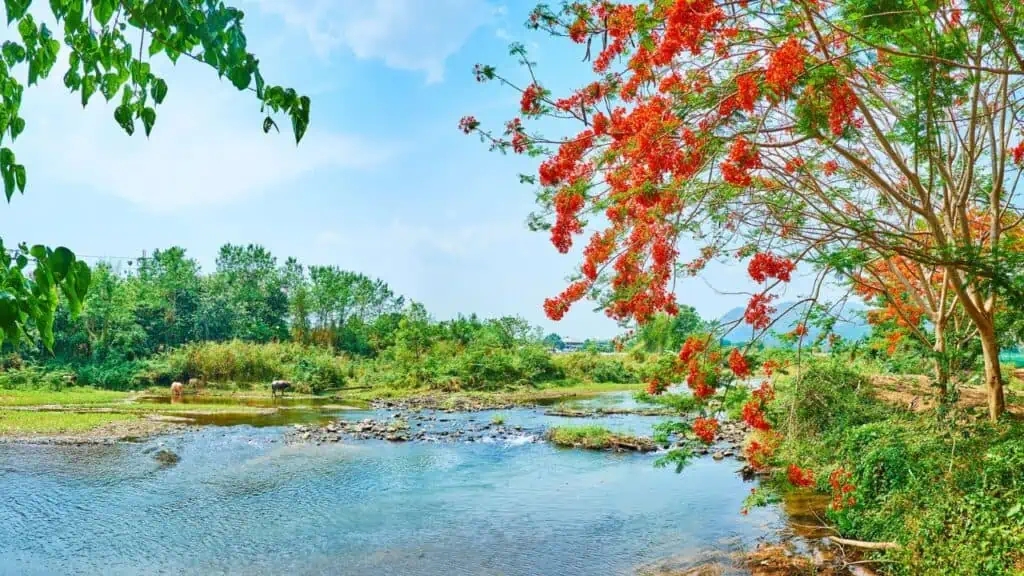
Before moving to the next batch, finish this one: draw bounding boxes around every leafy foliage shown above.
[0,0,309,359]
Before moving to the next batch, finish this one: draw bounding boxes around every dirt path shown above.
[869,374,1023,417]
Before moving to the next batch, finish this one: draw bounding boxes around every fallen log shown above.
[828,537,902,551]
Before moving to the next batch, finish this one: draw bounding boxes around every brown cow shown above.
[170,381,184,399]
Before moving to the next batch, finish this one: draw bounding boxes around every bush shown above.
[769,360,878,438]
[553,352,640,384]
[158,341,352,393]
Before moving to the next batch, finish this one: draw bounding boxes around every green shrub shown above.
[769,360,878,438]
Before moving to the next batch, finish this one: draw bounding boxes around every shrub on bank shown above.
[770,361,1023,576]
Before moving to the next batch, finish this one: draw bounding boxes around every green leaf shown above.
[113,104,134,136]
[228,66,251,90]
[93,0,114,26]
[2,169,13,201]
[151,78,167,104]
[50,246,73,281]
[141,106,155,136]
[72,260,90,301]
[291,95,310,144]
[0,292,17,340]
[29,244,46,260]
[81,75,96,106]
[10,117,25,140]
[148,38,164,57]
[262,116,278,134]
[13,163,24,192]
[5,0,30,23]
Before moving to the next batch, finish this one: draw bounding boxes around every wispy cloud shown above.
[18,66,391,212]
[249,0,497,83]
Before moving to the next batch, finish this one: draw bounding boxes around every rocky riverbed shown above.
[285,413,544,445]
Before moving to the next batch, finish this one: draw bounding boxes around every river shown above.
[0,393,787,575]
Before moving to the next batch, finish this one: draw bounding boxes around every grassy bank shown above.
[546,425,655,452]
[765,362,1023,576]
[0,411,141,436]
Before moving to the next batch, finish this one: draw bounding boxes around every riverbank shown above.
[0,380,646,441]
[757,362,1024,576]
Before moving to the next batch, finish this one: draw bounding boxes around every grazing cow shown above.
[170,381,184,398]
[188,378,203,393]
[270,380,291,397]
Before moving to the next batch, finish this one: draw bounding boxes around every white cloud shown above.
[18,66,390,212]
[250,0,495,83]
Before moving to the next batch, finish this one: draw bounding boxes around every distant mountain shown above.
[717,300,870,346]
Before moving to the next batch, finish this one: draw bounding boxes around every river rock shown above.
[712,451,725,461]
[153,449,180,466]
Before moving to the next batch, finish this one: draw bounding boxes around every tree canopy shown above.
[0,0,310,353]
[465,0,1024,420]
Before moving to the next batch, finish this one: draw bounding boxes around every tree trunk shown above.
[933,321,949,397]
[978,323,1006,422]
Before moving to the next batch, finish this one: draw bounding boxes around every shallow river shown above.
[0,395,785,575]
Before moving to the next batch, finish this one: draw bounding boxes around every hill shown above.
[717,300,870,346]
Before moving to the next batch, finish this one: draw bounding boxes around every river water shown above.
[0,394,785,575]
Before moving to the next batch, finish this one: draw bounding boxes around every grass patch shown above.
[546,425,655,452]
[0,388,132,407]
[491,414,506,425]
[0,410,138,435]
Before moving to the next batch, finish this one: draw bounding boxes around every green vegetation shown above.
[764,362,1023,576]
[0,0,309,357]
[546,425,653,452]
[547,425,616,449]
[0,387,130,407]
[0,243,647,399]
[0,410,139,435]
[491,414,506,425]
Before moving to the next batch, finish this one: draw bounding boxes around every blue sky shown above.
[1,0,826,339]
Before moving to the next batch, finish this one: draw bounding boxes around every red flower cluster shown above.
[765,38,807,96]
[744,430,781,470]
[592,4,635,72]
[787,464,815,488]
[742,400,771,430]
[653,0,725,66]
[827,79,858,136]
[678,336,706,364]
[736,73,759,112]
[761,360,780,377]
[747,252,795,283]
[569,17,588,43]
[752,381,775,403]
[823,159,839,176]
[543,280,589,321]
[692,417,719,443]
[792,323,808,337]
[721,136,761,186]
[744,292,776,331]
[458,116,479,134]
[521,83,544,115]
[828,467,857,510]
[784,158,804,173]
[551,191,586,253]
[728,348,750,378]
[646,377,669,395]
[504,118,528,153]
[1012,142,1024,166]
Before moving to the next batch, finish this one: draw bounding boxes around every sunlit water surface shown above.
[0,398,783,575]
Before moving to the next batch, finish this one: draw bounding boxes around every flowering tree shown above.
[464,0,1024,421]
